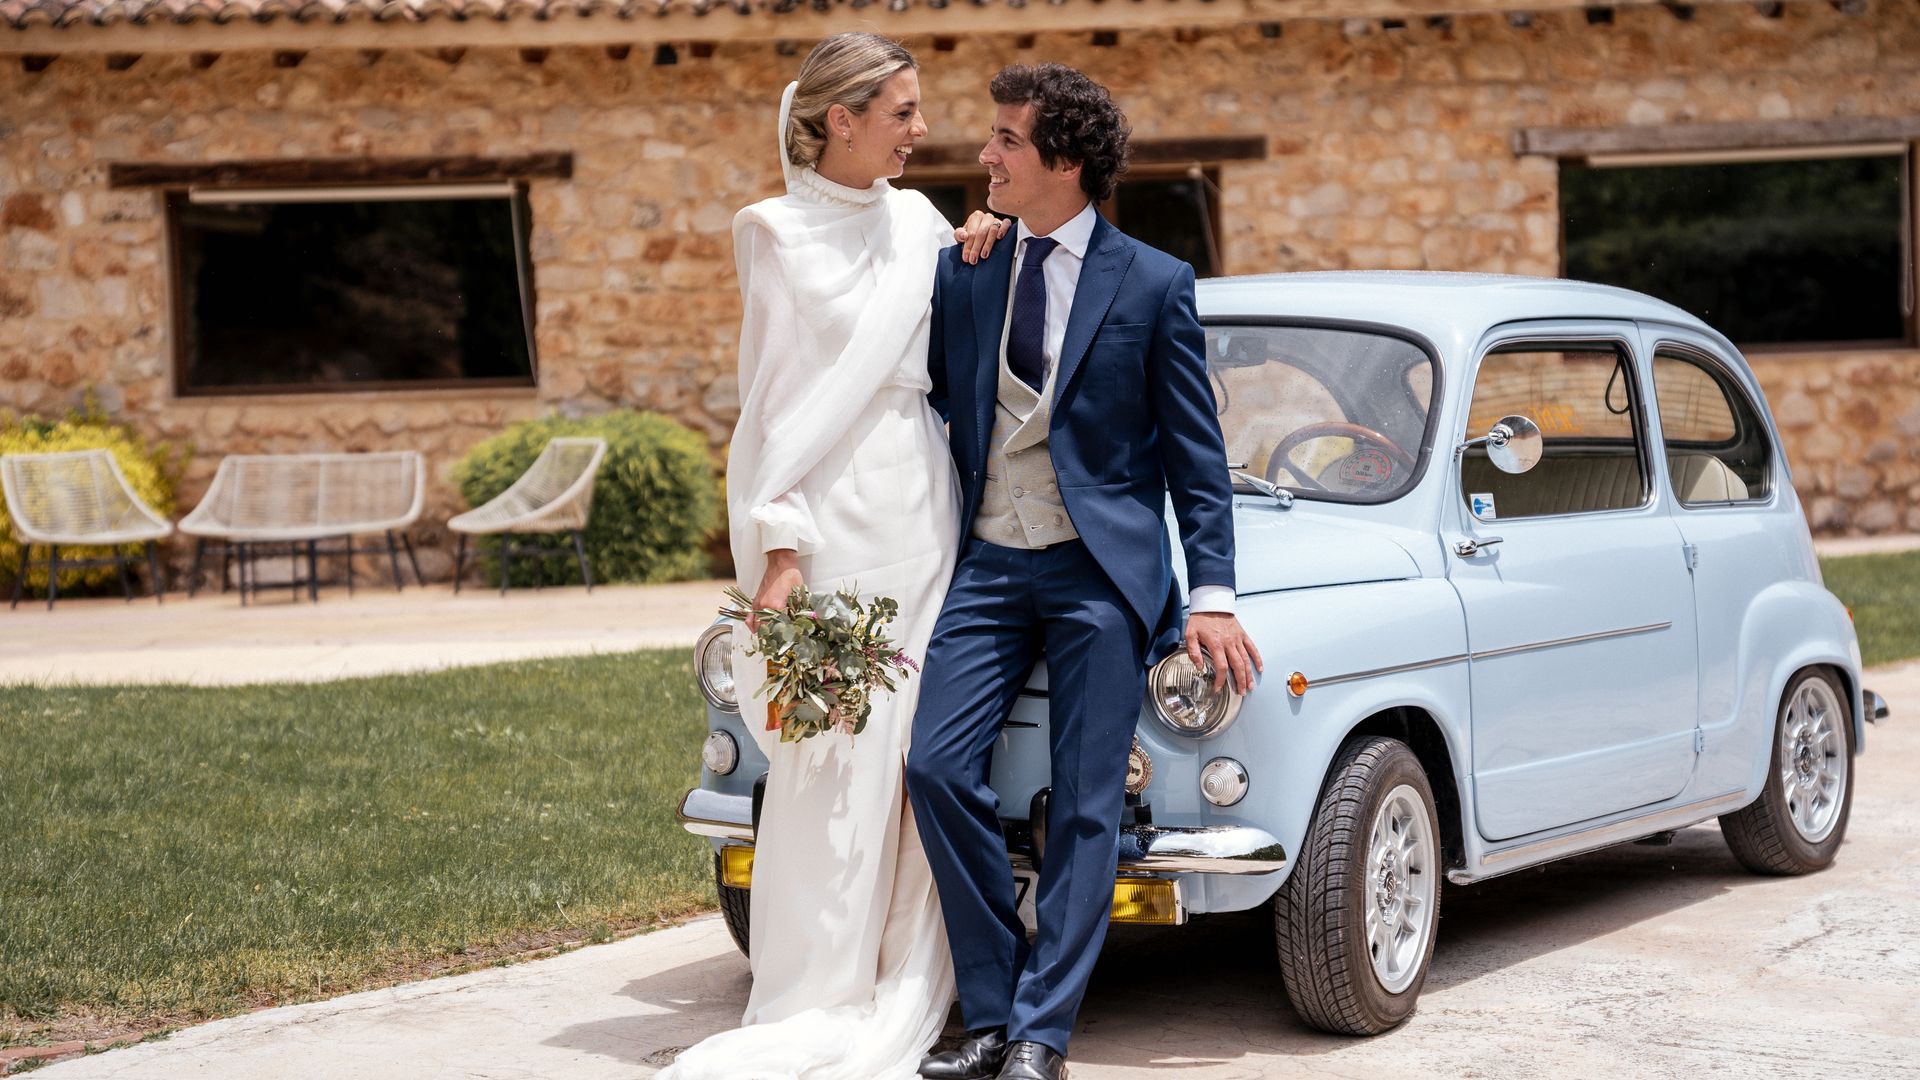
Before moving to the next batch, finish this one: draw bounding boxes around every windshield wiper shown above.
[1231,470,1294,508]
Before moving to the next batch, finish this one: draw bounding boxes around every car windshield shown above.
[1206,323,1436,503]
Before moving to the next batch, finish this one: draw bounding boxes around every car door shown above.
[1639,324,1794,788]
[1448,324,1700,842]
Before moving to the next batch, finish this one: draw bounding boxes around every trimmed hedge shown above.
[451,411,720,587]
[0,397,188,593]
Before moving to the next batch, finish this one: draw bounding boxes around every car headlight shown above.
[1148,651,1244,738]
[702,730,739,776]
[695,623,739,712]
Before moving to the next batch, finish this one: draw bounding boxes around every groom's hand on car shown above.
[751,549,805,632]
[1186,612,1264,693]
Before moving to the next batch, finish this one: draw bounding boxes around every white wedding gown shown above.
[658,86,962,1080]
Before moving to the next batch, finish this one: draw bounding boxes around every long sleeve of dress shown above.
[734,218,823,556]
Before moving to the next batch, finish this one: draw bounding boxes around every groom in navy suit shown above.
[907,65,1262,1080]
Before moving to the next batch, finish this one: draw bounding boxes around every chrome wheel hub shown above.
[1778,678,1848,844]
[1365,784,1436,994]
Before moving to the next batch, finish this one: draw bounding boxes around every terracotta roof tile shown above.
[0,0,850,30]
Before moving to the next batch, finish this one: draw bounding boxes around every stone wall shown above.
[3,0,1918,583]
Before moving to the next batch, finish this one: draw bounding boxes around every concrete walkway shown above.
[0,580,721,687]
[19,664,1920,1077]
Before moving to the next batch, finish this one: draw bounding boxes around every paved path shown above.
[28,663,1920,1079]
[0,581,721,687]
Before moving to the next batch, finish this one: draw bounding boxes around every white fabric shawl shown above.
[726,81,951,603]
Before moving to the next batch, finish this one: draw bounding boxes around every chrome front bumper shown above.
[675,788,1288,876]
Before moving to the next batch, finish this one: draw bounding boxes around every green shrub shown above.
[0,396,188,593]
[451,411,720,587]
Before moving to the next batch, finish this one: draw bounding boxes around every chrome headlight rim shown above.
[695,622,740,713]
[1147,651,1246,739]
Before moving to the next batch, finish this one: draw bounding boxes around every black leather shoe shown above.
[995,1041,1067,1080]
[919,1027,1010,1080]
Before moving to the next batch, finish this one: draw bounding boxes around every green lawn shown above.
[1821,549,1920,669]
[0,650,710,1048]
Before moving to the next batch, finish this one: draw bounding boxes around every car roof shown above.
[1197,271,1721,350]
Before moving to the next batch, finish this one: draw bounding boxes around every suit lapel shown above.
[970,241,1015,463]
[1052,214,1134,408]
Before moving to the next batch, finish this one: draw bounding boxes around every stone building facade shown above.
[2,0,1918,583]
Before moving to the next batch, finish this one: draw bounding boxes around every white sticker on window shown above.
[1470,493,1498,520]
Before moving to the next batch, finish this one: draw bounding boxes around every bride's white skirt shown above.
[661,388,961,1080]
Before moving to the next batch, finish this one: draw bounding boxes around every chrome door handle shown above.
[1454,536,1504,558]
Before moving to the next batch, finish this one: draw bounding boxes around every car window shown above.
[1461,343,1650,520]
[1653,348,1773,505]
[1206,324,1435,503]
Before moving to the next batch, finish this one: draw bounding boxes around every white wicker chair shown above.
[178,450,426,603]
[448,437,608,594]
[1,449,174,610]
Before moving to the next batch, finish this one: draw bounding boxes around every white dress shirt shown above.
[1000,201,1234,617]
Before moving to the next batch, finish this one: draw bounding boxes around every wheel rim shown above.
[1365,783,1437,994]
[1779,678,1849,844]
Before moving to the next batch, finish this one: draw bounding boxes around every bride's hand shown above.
[750,549,805,631]
[955,211,1010,265]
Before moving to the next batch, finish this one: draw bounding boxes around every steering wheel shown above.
[1265,422,1416,492]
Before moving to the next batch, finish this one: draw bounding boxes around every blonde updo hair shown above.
[785,32,918,171]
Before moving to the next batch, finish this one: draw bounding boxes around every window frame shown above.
[1554,143,1916,354]
[1647,339,1779,510]
[1459,333,1656,521]
[163,182,542,399]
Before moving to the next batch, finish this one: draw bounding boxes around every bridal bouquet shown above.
[720,585,920,742]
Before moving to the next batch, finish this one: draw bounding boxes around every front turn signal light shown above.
[1287,671,1310,697]
[720,844,755,889]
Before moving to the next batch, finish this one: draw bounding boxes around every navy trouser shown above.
[906,538,1147,1057]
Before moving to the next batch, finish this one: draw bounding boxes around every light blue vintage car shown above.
[679,271,1890,1036]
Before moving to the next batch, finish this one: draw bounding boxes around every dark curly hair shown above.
[989,63,1132,204]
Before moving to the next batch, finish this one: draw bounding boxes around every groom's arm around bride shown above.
[908,62,1261,1080]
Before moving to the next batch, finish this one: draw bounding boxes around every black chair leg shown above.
[146,540,165,604]
[221,543,232,594]
[238,542,250,607]
[10,543,28,610]
[46,544,60,611]
[307,540,320,603]
[289,544,300,603]
[188,538,206,599]
[573,531,593,594]
[453,534,467,595]
[115,546,133,602]
[385,531,404,592]
[345,539,356,597]
[400,533,423,587]
[500,536,511,596]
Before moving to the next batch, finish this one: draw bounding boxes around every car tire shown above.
[1274,735,1441,1036]
[715,852,752,957]
[1720,667,1855,876]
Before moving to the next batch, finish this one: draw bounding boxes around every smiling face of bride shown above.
[814,67,929,189]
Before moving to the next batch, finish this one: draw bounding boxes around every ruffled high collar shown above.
[790,166,890,208]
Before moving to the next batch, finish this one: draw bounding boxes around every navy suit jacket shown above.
[928,212,1236,662]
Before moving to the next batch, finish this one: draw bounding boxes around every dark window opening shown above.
[897,166,1224,278]
[169,187,538,395]
[1561,153,1907,348]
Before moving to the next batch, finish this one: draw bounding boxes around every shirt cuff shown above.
[1188,585,1236,615]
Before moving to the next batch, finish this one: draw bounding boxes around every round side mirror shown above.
[1485,414,1543,475]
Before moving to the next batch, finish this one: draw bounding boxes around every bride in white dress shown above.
[660,33,1001,1080]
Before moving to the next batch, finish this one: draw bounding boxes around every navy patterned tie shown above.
[1007,236,1059,392]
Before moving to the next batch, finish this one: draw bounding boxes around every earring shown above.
[844,134,854,152]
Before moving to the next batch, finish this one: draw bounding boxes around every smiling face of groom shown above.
[979,102,1086,233]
